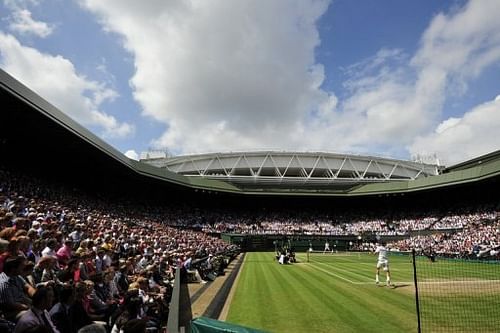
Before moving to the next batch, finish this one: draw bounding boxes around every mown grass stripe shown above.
[226,252,499,333]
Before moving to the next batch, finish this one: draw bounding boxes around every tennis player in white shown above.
[323,241,331,254]
[375,242,392,286]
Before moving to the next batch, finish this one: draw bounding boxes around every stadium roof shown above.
[0,68,238,196]
[141,151,440,191]
[442,149,500,173]
[2,67,500,197]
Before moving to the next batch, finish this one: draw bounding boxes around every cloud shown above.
[4,0,54,38]
[412,1,500,83]
[0,32,134,138]
[318,0,500,157]
[4,0,40,8]
[80,0,332,154]
[410,95,500,165]
[124,149,138,160]
[407,0,500,164]
[80,0,500,159]
[8,8,54,38]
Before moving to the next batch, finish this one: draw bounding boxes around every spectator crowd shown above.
[1,165,499,332]
[0,168,238,333]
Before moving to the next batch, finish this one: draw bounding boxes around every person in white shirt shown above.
[41,239,58,259]
[68,225,83,244]
[323,241,331,254]
[278,253,285,264]
[94,249,106,274]
[374,242,392,287]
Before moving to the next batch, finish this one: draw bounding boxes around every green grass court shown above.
[225,252,500,333]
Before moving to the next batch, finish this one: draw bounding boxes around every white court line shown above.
[304,254,404,271]
[417,280,500,284]
[306,252,358,257]
[307,264,394,285]
[313,260,375,281]
[330,261,404,271]
[330,280,500,285]
[306,259,500,285]
[352,281,397,285]
[306,261,357,284]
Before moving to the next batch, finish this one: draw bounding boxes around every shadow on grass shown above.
[392,283,412,289]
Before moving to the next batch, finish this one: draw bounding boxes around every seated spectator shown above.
[114,265,130,296]
[19,261,37,297]
[0,238,10,271]
[41,239,58,259]
[104,268,120,301]
[182,254,206,284]
[27,240,43,265]
[0,228,17,243]
[110,290,143,333]
[0,256,32,322]
[69,282,93,331]
[0,236,20,272]
[17,236,31,259]
[15,285,58,333]
[39,257,62,287]
[86,278,114,320]
[56,240,73,267]
[58,258,81,284]
[68,225,83,246]
[78,251,95,281]
[94,250,105,274]
[32,256,55,286]
[49,284,75,333]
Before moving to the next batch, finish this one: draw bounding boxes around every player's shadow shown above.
[392,283,411,289]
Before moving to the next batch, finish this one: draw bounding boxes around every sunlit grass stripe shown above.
[310,259,375,282]
[308,255,415,282]
[298,263,412,332]
[226,252,499,333]
[303,252,496,282]
[227,252,418,332]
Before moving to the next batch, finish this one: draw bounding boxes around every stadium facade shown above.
[2,67,500,198]
[2,68,500,333]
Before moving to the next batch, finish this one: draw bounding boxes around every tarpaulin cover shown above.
[190,316,268,333]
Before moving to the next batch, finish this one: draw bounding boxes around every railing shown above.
[167,267,192,333]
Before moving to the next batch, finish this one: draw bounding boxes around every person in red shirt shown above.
[56,239,73,267]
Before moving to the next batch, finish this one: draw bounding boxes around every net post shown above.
[412,248,422,333]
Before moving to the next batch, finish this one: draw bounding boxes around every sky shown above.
[1,0,500,166]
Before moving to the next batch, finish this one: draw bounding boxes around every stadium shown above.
[1,67,500,333]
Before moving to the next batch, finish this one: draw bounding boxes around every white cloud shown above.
[406,0,500,164]
[124,149,138,160]
[4,0,40,8]
[0,32,134,138]
[321,0,500,156]
[435,117,461,134]
[80,0,333,153]
[8,8,54,38]
[410,95,500,165]
[413,1,500,78]
[4,0,54,38]
[80,0,500,159]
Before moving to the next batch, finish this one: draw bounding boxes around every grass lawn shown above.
[225,252,500,333]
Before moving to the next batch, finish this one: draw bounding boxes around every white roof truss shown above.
[141,151,439,188]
